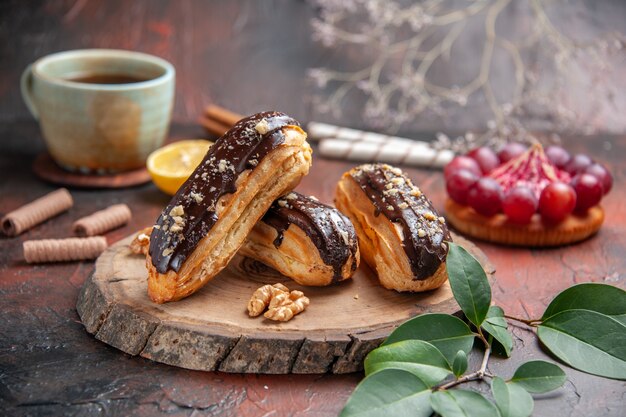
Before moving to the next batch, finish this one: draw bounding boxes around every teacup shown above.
[21,49,175,173]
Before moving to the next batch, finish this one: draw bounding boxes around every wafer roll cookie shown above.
[2,188,73,236]
[73,204,132,236]
[23,237,108,263]
[319,139,454,168]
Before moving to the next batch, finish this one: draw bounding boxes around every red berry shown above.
[545,146,571,169]
[498,143,527,164]
[467,178,503,216]
[539,182,576,222]
[584,163,612,195]
[468,147,500,174]
[446,169,479,205]
[502,186,538,224]
[564,153,593,175]
[444,156,482,179]
[571,174,603,212]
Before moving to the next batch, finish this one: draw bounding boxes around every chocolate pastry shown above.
[146,112,312,303]
[335,163,451,292]
[239,192,360,286]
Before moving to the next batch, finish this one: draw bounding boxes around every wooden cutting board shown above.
[77,233,494,374]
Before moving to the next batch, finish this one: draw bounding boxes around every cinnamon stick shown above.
[199,115,231,137]
[204,104,243,127]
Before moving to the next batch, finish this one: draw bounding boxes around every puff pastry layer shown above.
[240,192,360,286]
[146,112,312,303]
[335,163,451,292]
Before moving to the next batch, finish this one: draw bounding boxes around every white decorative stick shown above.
[308,121,431,145]
[318,138,454,168]
[308,121,453,168]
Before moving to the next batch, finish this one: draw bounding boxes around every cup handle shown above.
[20,64,39,120]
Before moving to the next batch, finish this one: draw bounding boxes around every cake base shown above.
[445,199,604,247]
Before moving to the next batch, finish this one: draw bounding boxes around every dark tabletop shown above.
[1,121,625,416]
[1,1,625,416]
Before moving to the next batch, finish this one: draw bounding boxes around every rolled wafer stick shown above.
[319,138,454,168]
[2,188,73,236]
[23,237,107,264]
[72,204,132,237]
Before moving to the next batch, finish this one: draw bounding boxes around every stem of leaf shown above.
[504,314,542,326]
[436,328,492,391]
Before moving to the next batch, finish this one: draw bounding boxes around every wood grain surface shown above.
[1,122,625,416]
[76,233,492,374]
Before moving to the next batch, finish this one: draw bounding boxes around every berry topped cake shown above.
[444,142,612,246]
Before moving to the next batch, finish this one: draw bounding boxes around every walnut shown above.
[190,192,204,204]
[424,212,437,221]
[129,227,152,255]
[169,205,184,217]
[254,118,270,134]
[247,283,289,317]
[247,283,309,321]
[264,290,310,322]
[410,187,422,197]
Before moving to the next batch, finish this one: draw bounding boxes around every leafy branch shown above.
[310,0,626,150]
[340,243,626,417]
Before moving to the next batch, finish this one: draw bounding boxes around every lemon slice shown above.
[147,139,213,195]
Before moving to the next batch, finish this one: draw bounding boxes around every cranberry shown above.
[446,169,479,205]
[584,163,613,195]
[571,174,603,212]
[545,145,571,169]
[467,178,503,216]
[468,147,500,174]
[444,156,482,179]
[502,186,538,224]
[498,143,527,164]
[564,153,593,175]
[539,182,576,222]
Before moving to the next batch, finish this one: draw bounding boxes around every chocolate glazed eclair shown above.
[335,163,451,292]
[147,112,312,303]
[239,192,360,286]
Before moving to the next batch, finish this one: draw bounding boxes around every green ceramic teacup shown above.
[21,49,175,173]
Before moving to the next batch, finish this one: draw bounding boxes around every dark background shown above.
[0,0,317,127]
[1,0,624,134]
[0,1,625,416]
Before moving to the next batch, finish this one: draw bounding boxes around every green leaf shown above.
[452,350,468,377]
[365,340,451,387]
[509,360,566,393]
[482,306,513,357]
[491,376,534,417]
[542,283,626,322]
[340,368,432,417]
[538,309,626,379]
[382,313,476,364]
[430,389,500,417]
[446,242,491,327]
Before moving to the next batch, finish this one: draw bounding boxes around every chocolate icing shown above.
[349,163,451,280]
[260,192,358,282]
[149,111,301,274]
